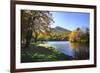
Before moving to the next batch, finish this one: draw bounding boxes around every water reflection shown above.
[48,41,73,57]
[70,42,89,60]
[47,41,89,60]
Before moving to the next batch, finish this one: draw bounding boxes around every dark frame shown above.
[10,1,97,73]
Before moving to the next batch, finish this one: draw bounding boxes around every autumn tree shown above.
[69,27,89,44]
[69,31,76,42]
[21,10,54,46]
[69,28,82,42]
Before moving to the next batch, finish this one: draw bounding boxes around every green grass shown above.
[21,44,73,63]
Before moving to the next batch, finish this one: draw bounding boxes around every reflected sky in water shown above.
[47,41,89,59]
[48,41,74,57]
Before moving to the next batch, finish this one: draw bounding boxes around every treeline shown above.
[31,31,69,41]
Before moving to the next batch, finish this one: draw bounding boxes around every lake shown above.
[47,41,89,60]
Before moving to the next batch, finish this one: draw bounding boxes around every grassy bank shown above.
[21,44,73,63]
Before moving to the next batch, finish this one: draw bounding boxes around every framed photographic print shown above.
[11,1,96,73]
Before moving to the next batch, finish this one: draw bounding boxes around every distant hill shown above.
[51,26,71,33]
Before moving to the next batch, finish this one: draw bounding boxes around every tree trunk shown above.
[34,32,38,43]
[25,28,32,47]
[34,37,37,43]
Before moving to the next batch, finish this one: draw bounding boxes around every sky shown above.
[50,11,90,31]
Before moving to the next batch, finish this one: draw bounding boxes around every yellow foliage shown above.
[69,31,77,42]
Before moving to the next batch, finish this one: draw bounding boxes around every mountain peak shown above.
[55,26,63,28]
[52,26,71,32]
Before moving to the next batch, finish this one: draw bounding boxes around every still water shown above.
[47,41,89,60]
